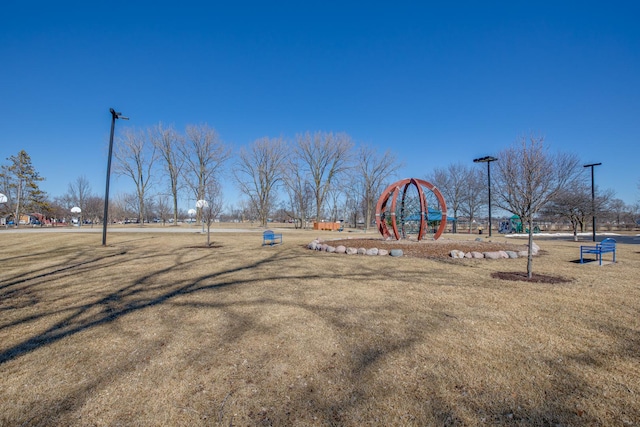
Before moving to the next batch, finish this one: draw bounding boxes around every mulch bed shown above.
[491,271,572,284]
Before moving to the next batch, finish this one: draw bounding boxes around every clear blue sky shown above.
[2,1,639,208]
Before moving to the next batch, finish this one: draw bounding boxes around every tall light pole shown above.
[102,108,129,246]
[584,162,602,242]
[473,156,498,237]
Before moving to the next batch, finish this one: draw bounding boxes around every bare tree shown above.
[67,175,92,209]
[149,194,172,225]
[429,163,470,233]
[180,124,231,221]
[353,145,401,231]
[282,157,314,229]
[493,134,581,278]
[324,186,344,223]
[84,195,104,226]
[109,193,137,224]
[201,181,224,246]
[150,123,183,225]
[343,175,364,228]
[295,131,353,223]
[66,175,92,225]
[460,167,485,233]
[543,186,592,241]
[234,137,288,227]
[114,128,157,224]
[607,198,627,227]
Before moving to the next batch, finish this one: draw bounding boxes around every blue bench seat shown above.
[580,238,616,265]
[262,230,282,246]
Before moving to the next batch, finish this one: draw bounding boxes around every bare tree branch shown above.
[233,137,288,227]
[494,134,582,277]
[180,124,231,221]
[150,123,184,225]
[353,145,402,231]
[114,128,158,224]
[295,131,353,223]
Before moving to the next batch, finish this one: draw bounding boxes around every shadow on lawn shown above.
[2,241,638,426]
[0,246,298,365]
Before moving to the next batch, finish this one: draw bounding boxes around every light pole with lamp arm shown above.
[102,108,129,246]
[583,162,601,242]
[473,156,498,237]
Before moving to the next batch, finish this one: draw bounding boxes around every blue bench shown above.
[580,238,616,265]
[262,230,282,246]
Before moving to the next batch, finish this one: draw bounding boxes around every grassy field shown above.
[1,229,639,426]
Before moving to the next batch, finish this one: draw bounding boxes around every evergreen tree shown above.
[0,150,47,225]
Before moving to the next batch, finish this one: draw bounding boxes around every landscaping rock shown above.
[499,251,509,259]
[390,249,403,257]
[326,245,336,253]
[450,249,465,259]
[320,244,328,251]
[366,248,379,256]
[483,251,501,260]
[335,245,346,254]
[378,249,389,256]
[518,250,529,257]
[527,242,540,255]
[357,247,367,255]
[464,252,473,258]
[308,240,319,250]
[506,251,518,259]
[346,247,358,255]
[471,251,484,259]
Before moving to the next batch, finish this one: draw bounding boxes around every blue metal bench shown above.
[262,230,282,246]
[580,238,616,265]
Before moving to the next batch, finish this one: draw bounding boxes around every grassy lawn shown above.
[1,230,639,426]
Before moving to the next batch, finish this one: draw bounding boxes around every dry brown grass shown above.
[1,229,639,426]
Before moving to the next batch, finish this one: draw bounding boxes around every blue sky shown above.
[1,1,639,209]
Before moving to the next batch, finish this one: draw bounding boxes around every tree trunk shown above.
[172,191,179,225]
[14,179,22,227]
[527,218,534,279]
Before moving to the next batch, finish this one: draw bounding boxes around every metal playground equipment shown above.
[498,215,540,234]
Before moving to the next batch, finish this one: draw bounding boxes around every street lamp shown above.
[473,156,498,237]
[102,108,129,246]
[584,162,602,242]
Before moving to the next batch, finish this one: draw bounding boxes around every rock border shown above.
[449,241,539,259]
[307,239,540,260]
[307,239,401,256]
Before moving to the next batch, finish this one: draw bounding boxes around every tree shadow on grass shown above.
[0,245,316,365]
[1,241,637,426]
